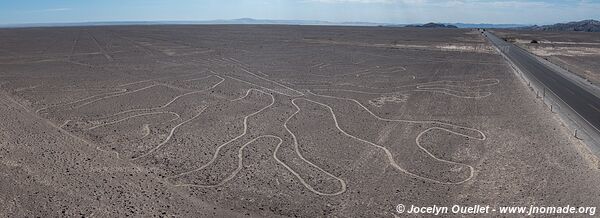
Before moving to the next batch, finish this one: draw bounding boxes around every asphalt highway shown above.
[484,31,600,133]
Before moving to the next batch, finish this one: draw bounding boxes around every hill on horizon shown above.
[2,18,529,29]
[405,22,458,28]
[521,19,600,32]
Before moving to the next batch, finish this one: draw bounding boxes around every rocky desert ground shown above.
[0,25,599,217]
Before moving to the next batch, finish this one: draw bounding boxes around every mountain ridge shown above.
[0,18,529,29]
[520,19,600,32]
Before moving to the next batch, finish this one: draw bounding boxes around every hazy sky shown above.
[1,0,599,25]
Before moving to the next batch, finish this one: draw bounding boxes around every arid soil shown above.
[493,29,600,86]
[0,25,599,217]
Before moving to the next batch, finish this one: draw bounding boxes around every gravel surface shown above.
[0,25,599,217]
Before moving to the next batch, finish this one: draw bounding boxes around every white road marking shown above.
[589,104,600,113]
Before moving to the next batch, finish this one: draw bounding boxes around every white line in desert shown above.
[68,30,81,60]
[117,79,154,87]
[65,60,95,68]
[294,97,482,185]
[22,88,124,93]
[2,91,122,159]
[59,120,71,128]
[171,90,345,195]
[132,105,208,160]
[3,93,30,112]
[141,124,151,138]
[88,31,113,61]
[227,57,250,68]
[416,78,500,88]
[313,88,491,99]
[225,75,300,97]
[75,84,160,109]
[351,78,499,90]
[14,85,41,92]
[117,71,206,88]
[97,75,224,119]
[279,99,348,196]
[37,73,208,114]
[239,68,304,96]
[255,70,269,77]
[230,88,258,101]
[181,75,214,82]
[36,88,128,113]
[167,89,275,178]
[87,111,180,130]
[310,62,324,68]
[171,135,281,188]
[413,88,492,98]
[307,90,486,140]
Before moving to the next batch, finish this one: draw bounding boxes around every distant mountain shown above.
[0,18,388,28]
[0,18,532,29]
[405,23,458,28]
[200,18,332,25]
[448,23,528,29]
[521,20,600,32]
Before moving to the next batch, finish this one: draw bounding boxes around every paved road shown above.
[484,31,600,133]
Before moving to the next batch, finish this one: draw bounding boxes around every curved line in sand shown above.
[166,89,275,178]
[170,135,281,188]
[87,111,180,130]
[131,105,208,160]
[280,99,349,196]
[312,88,492,99]
[307,90,486,140]
[293,97,483,185]
[95,75,224,120]
[35,88,128,114]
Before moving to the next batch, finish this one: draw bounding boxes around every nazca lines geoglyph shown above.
[32,57,497,196]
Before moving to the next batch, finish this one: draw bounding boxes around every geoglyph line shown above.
[293,97,483,185]
[280,99,349,196]
[225,75,304,97]
[312,87,492,99]
[167,89,275,179]
[141,124,151,138]
[59,120,71,129]
[254,70,269,77]
[170,135,281,188]
[132,105,209,160]
[307,90,487,137]
[35,88,128,114]
[416,78,500,88]
[87,111,180,130]
[239,68,305,97]
[95,75,224,120]
[36,73,211,114]
[74,84,162,109]
[167,89,347,195]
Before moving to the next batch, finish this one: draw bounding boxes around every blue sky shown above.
[1,0,599,25]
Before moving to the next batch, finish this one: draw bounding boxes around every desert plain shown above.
[0,25,599,217]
